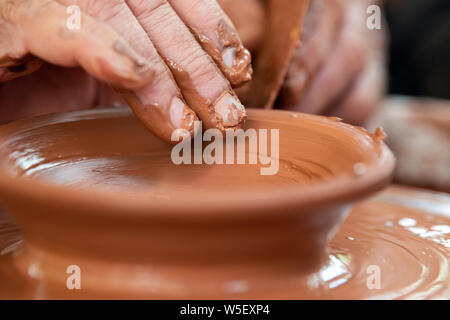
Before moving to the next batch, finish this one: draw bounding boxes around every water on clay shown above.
[17,154,333,191]
[0,187,448,299]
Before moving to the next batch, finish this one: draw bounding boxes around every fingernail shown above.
[213,92,246,127]
[169,96,196,131]
[222,47,236,68]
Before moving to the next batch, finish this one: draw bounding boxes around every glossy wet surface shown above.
[2,109,389,198]
[0,186,449,299]
[19,154,334,190]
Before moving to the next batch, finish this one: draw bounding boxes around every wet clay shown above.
[122,57,246,142]
[121,91,194,143]
[246,0,310,109]
[0,108,396,299]
[0,186,448,299]
[190,20,253,88]
[164,59,246,131]
[0,54,43,82]
[163,59,217,131]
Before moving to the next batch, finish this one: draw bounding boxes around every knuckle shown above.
[27,0,55,18]
[0,0,29,23]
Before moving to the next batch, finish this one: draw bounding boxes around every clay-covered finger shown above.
[127,0,246,131]
[169,0,252,87]
[56,0,198,142]
[13,0,154,90]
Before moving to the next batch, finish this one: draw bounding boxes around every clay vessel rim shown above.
[0,108,395,219]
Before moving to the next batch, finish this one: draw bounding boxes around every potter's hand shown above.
[280,0,387,125]
[0,0,251,141]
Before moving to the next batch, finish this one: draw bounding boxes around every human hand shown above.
[279,0,387,125]
[0,0,252,141]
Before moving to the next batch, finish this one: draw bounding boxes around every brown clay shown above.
[246,0,310,109]
[1,184,449,299]
[0,54,43,82]
[190,21,253,88]
[0,108,395,298]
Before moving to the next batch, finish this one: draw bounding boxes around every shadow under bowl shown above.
[0,108,394,298]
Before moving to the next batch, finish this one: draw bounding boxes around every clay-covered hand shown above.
[0,0,252,141]
[279,0,387,125]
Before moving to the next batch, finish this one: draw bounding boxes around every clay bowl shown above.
[0,108,394,298]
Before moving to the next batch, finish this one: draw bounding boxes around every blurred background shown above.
[386,0,450,99]
[370,0,450,193]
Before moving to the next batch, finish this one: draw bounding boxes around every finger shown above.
[326,57,386,125]
[13,0,154,90]
[292,19,368,114]
[56,0,198,142]
[127,0,246,131]
[169,0,253,87]
[294,38,366,115]
[280,0,343,107]
[0,6,44,82]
